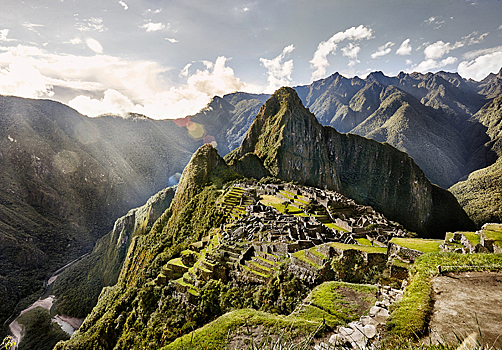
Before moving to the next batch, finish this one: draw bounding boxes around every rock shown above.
[329,333,348,346]
[370,306,390,324]
[339,326,354,337]
[360,316,378,326]
[362,324,377,339]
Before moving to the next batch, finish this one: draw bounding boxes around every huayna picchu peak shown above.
[226,87,474,237]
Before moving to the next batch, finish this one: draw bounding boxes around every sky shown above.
[0,0,501,119]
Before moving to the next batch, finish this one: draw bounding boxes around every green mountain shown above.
[450,94,502,225]
[53,88,475,350]
[225,87,474,237]
[0,95,199,327]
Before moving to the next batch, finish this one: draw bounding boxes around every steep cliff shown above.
[227,87,474,237]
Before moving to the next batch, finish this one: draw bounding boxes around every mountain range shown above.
[0,68,501,346]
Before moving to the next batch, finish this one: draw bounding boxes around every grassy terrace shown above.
[291,250,323,269]
[328,242,387,254]
[164,281,378,349]
[388,252,502,338]
[460,231,481,246]
[390,237,442,253]
[484,224,502,247]
[324,222,349,232]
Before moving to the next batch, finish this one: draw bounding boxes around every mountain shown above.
[52,185,176,318]
[54,88,475,350]
[0,95,200,327]
[450,94,502,225]
[225,87,474,237]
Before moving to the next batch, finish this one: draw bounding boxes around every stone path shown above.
[315,287,403,349]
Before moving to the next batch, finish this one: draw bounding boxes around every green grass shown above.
[484,226,502,247]
[460,232,481,246]
[390,237,442,253]
[387,252,502,338]
[291,250,323,269]
[324,223,349,232]
[167,258,189,268]
[328,242,387,254]
[296,281,377,328]
[162,308,321,350]
[356,238,373,246]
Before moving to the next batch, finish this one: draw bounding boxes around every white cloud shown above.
[423,40,463,60]
[86,38,103,53]
[141,22,166,32]
[412,56,458,72]
[341,43,361,67]
[424,16,445,29]
[118,0,128,10]
[166,38,178,43]
[259,44,295,93]
[69,89,135,117]
[66,56,245,119]
[0,58,53,98]
[66,37,82,45]
[77,17,106,32]
[310,25,373,80]
[0,29,16,42]
[463,45,502,60]
[371,42,394,59]
[461,31,489,45]
[396,39,412,55]
[405,59,413,65]
[458,49,502,80]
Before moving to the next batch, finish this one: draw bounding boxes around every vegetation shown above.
[387,252,502,338]
[390,237,443,253]
[16,307,69,350]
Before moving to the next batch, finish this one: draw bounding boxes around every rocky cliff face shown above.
[227,87,474,237]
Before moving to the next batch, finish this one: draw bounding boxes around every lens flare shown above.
[168,172,182,187]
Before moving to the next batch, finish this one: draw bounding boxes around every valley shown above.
[1,69,502,349]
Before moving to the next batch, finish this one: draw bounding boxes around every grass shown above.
[356,237,373,246]
[460,232,481,246]
[390,237,443,253]
[162,308,321,350]
[328,242,387,254]
[324,223,349,232]
[167,258,189,268]
[387,252,502,338]
[296,281,377,328]
[484,226,502,247]
[291,250,323,269]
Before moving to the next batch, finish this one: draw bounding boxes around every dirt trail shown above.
[424,271,502,348]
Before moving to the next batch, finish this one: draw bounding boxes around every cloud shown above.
[461,31,489,45]
[77,17,106,32]
[310,25,373,80]
[412,56,457,72]
[341,43,361,67]
[463,45,502,60]
[458,48,502,80]
[371,42,394,59]
[67,56,246,119]
[405,59,413,65]
[0,58,53,98]
[396,39,412,55]
[259,44,295,93]
[64,37,83,45]
[166,38,179,43]
[423,40,463,60]
[69,89,135,117]
[141,22,166,32]
[424,16,445,29]
[118,0,128,10]
[0,29,16,42]
[86,38,103,53]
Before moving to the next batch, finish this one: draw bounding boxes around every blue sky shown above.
[0,0,501,119]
